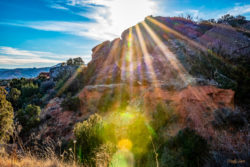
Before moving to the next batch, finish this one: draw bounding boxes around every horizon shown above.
[0,0,250,69]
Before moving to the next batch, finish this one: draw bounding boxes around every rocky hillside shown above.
[85,16,250,104]
[36,16,250,166]
[1,15,249,167]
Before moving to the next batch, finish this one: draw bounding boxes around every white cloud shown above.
[0,46,39,57]
[0,46,88,67]
[66,0,110,6]
[227,4,250,16]
[11,0,159,41]
[174,11,184,15]
[0,56,60,65]
[3,20,113,41]
[50,4,69,10]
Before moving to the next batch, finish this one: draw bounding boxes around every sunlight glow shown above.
[94,39,121,85]
[81,0,158,39]
[144,17,228,109]
[127,28,134,90]
[146,17,230,64]
[107,0,157,36]
[118,139,133,151]
[141,21,191,83]
[57,66,84,96]
[135,24,159,85]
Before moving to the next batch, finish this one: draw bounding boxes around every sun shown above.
[107,0,157,37]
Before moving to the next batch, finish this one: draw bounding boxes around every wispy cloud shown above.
[0,56,60,65]
[2,20,113,41]
[215,4,250,19]
[227,4,250,16]
[3,0,159,41]
[49,4,69,10]
[0,46,38,57]
[0,46,87,67]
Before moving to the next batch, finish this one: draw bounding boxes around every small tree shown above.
[217,14,247,26]
[7,88,21,110]
[162,128,210,167]
[186,14,193,21]
[16,104,41,131]
[235,15,247,24]
[74,114,103,165]
[21,82,39,97]
[0,87,14,144]
[61,96,80,111]
[218,14,234,23]
[73,57,84,65]
[67,58,73,65]
[208,19,216,23]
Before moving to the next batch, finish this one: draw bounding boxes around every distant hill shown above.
[0,67,50,79]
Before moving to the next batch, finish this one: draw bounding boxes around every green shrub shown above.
[151,103,179,132]
[0,87,14,144]
[55,77,66,92]
[159,148,184,167]
[61,96,80,111]
[73,114,104,165]
[40,80,55,93]
[7,88,21,110]
[16,104,41,132]
[97,92,116,112]
[73,107,153,165]
[8,78,43,109]
[217,14,247,26]
[159,128,210,167]
[212,108,246,130]
[97,88,130,112]
[55,67,85,96]
[21,82,39,97]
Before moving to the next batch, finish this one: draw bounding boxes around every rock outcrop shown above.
[197,24,250,59]
[49,65,80,81]
[34,15,249,165]
[85,16,250,88]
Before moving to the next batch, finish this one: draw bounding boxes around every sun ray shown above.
[135,24,164,95]
[141,21,191,84]
[133,29,144,85]
[146,17,236,67]
[120,39,127,83]
[146,17,205,51]
[94,39,121,85]
[57,65,84,96]
[127,28,134,92]
[145,17,233,109]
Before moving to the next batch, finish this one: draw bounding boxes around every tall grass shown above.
[0,123,82,167]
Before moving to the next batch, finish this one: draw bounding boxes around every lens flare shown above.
[118,139,132,151]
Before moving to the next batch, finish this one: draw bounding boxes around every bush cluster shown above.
[16,104,41,133]
[0,87,14,144]
[61,96,81,111]
[159,128,210,167]
[212,108,247,130]
[73,114,104,165]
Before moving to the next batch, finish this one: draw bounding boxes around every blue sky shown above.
[0,0,249,68]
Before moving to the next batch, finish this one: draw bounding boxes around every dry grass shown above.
[0,154,81,167]
[0,123,83,167]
